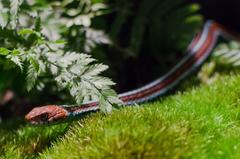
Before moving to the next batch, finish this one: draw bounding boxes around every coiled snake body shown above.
[25,20,237,125]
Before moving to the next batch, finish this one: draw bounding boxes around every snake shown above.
[25,20,237,125]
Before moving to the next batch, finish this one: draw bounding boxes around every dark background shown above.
[194,0,240,32]
[119,0,240,92]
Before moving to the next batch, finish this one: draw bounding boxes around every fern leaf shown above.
[26,57,43,91]
[84,29,111,52]
[10,0,23,28]
[60,52,81,67]
[213,41,240,67]
[77,53,96,66]
[83,63,109,78]
[6,54,23,70]
[10,0,21,15]
[89,76,115,89]
[0,6,8,29]
[102,88,123,105]
[99,95,112,113]
[0,48,10,55]
[55,69,72,88]
[26,64,38,91]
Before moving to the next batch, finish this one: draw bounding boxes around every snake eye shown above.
[39,113,49,122]
[31,113,49,124]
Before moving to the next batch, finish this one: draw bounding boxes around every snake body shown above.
[25,20,236,125]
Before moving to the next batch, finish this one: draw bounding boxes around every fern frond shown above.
[6,54,23,70]
[26,56,43,91]
[47,51,81,68]
[82,64,109,78]
[87,76,115,89]
[26,63,38,91]
[0,2,8,29]
[213,41,240,67]
[84,29,111,52]
[0,0,121,113]
[10,0,23,28]
[10,0,22,15]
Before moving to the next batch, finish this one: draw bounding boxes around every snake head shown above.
[25,105,69,125]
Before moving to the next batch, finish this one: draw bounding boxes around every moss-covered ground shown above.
[1,75,240,158]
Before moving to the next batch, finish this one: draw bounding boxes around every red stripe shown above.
[188,33,201,51]
[73,22,218,113]
[120,23,216,102]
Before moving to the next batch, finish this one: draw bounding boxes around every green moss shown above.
[2,75,240,158]
[0,122,68,158]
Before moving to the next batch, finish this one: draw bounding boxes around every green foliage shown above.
[0,120,68,158]
[108,0,202,58]
[198,41,240,84]
[213,41,240,67]
[0,0,202,113]
[2,74,240,158]
[0,0,121,112]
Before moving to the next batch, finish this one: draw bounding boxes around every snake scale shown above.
[25,20,238,125]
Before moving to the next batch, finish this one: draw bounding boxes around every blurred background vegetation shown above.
[0,0,240,120]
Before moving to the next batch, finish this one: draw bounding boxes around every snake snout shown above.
[25,112,49,124]
[25,105,69,125]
